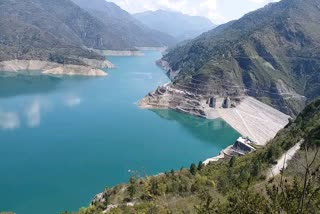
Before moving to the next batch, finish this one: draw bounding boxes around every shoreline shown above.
[0,59,112,76]
[91,47,167,57]
[139,83,290,146]
[138,83,221,120]
[136,47,167,52]
[138,83,290,165]
[94,50,144,56]
[90,56,290,210]
[203,137,257,165]
[91,136,258,212]
[138,58,290,166]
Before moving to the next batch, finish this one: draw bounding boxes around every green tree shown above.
[198,161,203,171]
[251,159,262,177]
[128,176,137,199]
[171,169,175,176]
[195,190,215,214]
[190,163,197,175]
[229,156,236,168]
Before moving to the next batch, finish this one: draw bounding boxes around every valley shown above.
[0,52,239,214]
[0,0,320,213]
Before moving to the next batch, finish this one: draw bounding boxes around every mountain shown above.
[71,0,177,48]
[160,0,320,116]
[0,0,176,67]
[0,0,112,64]
[73,99,320,213]
[134,10,216,41]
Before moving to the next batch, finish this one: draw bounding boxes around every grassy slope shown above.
[71,98,320,214]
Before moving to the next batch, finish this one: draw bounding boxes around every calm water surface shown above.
[0,51,239,214]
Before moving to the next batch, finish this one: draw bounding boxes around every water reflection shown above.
[0,73,87,130]
[151,109,239,144]
[0,52,240,214]
[64,96,82,108]
[0,96,82,130]
[0,73,61,98]
[0,110,20,130]
[24,99,54,128]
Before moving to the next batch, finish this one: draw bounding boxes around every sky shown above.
[107,0,280,24]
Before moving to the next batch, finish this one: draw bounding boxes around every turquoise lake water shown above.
[0,51,239,214]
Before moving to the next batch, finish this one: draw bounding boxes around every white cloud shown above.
[0,110,20,130]
[108,0,281,24]
[247,0,278,4]
[110,0,221,21]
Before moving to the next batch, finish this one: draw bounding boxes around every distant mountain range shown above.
[0,0,176,65]
[161,0,320,116]
[71,0,177,48]
[134,10,216,41]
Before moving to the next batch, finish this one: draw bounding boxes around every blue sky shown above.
[108,0,280,24]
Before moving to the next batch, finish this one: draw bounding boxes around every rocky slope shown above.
[72,0,177,47]
[134,10,216,42]
[155,0,320,116]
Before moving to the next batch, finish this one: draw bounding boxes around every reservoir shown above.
[0,51,239,214]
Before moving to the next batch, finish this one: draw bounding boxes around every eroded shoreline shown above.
[0,59,114,76]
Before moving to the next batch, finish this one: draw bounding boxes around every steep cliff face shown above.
[161,0,320,116]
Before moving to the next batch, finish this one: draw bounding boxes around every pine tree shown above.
[190,163,197,176]
[198,161,203,171]
[128,176,137,199]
